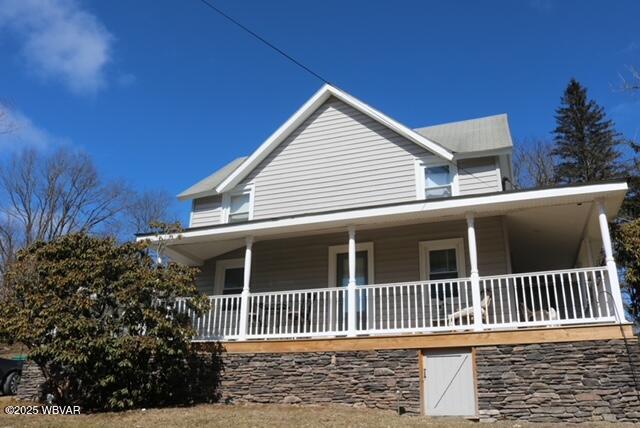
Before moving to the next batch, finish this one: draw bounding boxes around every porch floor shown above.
[194,323,633,354]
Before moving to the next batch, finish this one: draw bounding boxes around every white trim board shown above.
[327,242,375,287]
[216,84,453,193]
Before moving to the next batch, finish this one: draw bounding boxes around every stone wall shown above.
[476,339,640,423]
[16,360,45,401]
[220,350,420,414]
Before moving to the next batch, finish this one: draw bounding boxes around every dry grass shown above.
[0,399,633,428]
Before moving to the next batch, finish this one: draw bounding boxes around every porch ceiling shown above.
[506,201,596,272]
[147,182,627,266]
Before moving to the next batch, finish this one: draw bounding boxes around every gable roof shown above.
[178,91,516,202]
[214,84,454,193]
[177,157,247,201]
[414,113,513,154]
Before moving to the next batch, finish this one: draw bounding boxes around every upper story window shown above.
[222,186,254,223]
[416,160,458,200]
[229,193,250,222]
[425,165,452,199]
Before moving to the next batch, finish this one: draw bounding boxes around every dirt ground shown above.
[0,399,633,428]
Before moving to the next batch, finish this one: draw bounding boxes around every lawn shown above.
[0,400,634,428]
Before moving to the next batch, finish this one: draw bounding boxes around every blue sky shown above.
[0,0,639,223]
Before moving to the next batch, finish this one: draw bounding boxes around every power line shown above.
[195,0,331,85]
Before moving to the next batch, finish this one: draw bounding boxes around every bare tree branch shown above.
[0,148,131,275]
[616,65,640,93]
[125,190,178,236]
[513,139,558,188]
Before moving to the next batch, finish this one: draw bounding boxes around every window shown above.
[425,165,452,199]
[419,239,466,280]
[214,258,245,295]
[419,239,466,299]
[229,193,250,223]
[428,248,459,280]
[222,186,253,224]
[221,267,244,294]
[415,160,458,200]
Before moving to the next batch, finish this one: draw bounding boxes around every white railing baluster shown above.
[575,272,585,319]
[411,284,416,329]
[464,280,470,326]
[448,282,454,325]
[495,278,503,324]
[399,286,404,330]
[550,275,559,321]
[435,283,440,327]
[312,291,316,333]
[590,270,601,318]
[490,278,497,324]
[602,270,611,317]
[535,275,543,321]
[520,278,527,322]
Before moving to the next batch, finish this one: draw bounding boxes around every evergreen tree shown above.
[552,79,622,183]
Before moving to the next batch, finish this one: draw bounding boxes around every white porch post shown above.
[238,236,254,340]
[466,213,484,331]
[347,226,357,337]
[596,199,625,321]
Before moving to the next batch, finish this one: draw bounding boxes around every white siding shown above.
[241,97,432,219]
[195,217,509,294]
[458,157,502,195]
[191,195,222,227]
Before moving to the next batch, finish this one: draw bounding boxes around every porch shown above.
[180,265,619,341]
[140,182,629,342]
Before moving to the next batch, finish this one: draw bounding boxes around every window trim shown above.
[328,242,375,287]
[415,158,459,200]
[419,238,467,281]
[214,258,245,295]
[221,184,254,224]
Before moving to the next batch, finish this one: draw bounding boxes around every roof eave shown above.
[138,181,628,243]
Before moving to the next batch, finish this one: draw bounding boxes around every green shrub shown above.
[0,232,220,410]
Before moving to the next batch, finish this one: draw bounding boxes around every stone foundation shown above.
[220,350,420,414]
[476,339,640,422]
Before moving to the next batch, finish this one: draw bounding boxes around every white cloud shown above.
[0,0,113,94]
[0,103,66,151]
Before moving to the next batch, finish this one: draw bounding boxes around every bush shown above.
[0,232,221,410]
[618,219,640,324]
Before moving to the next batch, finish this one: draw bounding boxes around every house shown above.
[138,85,639,422]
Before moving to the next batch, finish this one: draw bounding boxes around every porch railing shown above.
[180,266,617,341]
[354,278,474,334]
[479,266,615,328]
[246,287,348,339]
